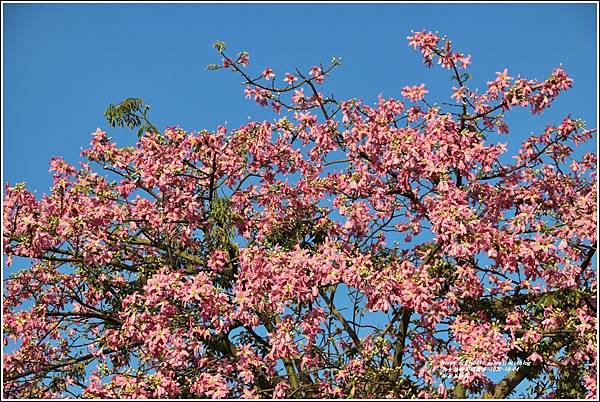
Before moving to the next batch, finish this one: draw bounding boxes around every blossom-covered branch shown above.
[3,30,596,399]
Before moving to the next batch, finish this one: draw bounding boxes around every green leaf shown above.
[104,97,158,137]
[213,40,227,52]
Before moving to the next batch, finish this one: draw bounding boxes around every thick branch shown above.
[482,338,567,399]
[390,307,412,383]
[4,342,142,382]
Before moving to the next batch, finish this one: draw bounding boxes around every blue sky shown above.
[3,2,597,192]
[2,2,598,397]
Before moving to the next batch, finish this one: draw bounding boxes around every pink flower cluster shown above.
[2,30,596,399]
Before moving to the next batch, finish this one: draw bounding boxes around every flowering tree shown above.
[3,31,597,399]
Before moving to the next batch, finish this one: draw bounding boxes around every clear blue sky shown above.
[2,3,597,397]
[3,3,597,193]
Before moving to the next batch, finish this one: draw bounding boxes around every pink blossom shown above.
[309,66,324,83]
[402,84,428,102]
[262,67,275,80]
[284,72,297,85]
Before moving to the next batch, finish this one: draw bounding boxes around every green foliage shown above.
[531,288,592,316]
[426,258,456,294]
[207,196,239,289]
[213,40,227,52]
[208,196,236,250]
[263,217,329,251]
[554,362,586,398]
[104,97,158,137]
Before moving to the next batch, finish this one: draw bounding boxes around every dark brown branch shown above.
[482,338,567,398]
[390,307,412,383]
[319,289,361,349]
[4,342,142,382]
[45,311,122,326]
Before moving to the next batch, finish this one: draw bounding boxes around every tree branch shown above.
[482,337,567,399]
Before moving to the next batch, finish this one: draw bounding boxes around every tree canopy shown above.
[3,30,597,399]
